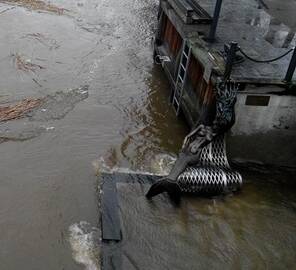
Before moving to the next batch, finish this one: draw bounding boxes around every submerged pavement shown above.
[0,0,295,269]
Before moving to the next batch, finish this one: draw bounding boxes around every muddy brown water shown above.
[0,0,295,269]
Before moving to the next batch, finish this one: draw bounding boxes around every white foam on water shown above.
[68,221,101,270]
[92,156,162,176]
[150,153,176,175]
[93,153,177,178]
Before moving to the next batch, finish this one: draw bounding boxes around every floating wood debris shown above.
[1,0,66,14]
[0,98,42,122]
[12,53,45,73]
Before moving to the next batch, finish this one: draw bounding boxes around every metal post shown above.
[284,48,296,83]
[223,42,238,81]
[208,0,223,42]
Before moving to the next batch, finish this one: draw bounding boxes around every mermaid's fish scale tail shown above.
[146,179,181,199]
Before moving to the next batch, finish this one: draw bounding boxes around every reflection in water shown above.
[112,65,188,171]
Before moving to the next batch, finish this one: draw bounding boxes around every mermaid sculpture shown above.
[146,79,239,200]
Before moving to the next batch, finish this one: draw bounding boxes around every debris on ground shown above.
[0,98,42,122]
[12,53,45,72]
[1,0,66,14]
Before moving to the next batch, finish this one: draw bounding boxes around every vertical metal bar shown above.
[284,48,296,83]
[208,0,223,42]
[223,42,238,81]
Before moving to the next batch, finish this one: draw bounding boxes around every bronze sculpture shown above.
[146,80,239,200]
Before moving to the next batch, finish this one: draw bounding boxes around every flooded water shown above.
[0,0,295,269]
[117,169,296,270]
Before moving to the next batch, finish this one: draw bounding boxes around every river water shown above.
[0,0,295,269]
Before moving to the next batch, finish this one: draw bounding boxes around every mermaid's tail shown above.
[146,179,181,200]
